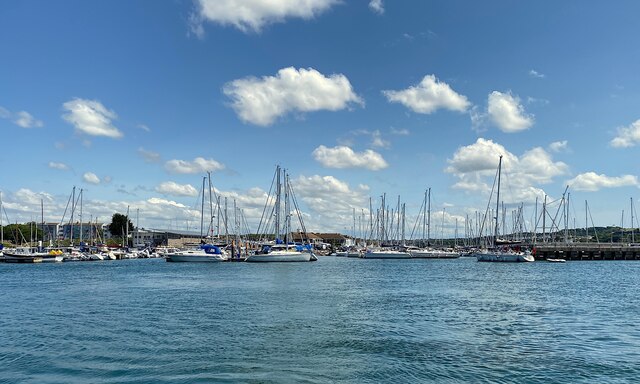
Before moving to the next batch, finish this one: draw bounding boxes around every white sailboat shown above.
[361,193,411,259]
[245,166,315,263]
[474,156,534,263]
[165,175,229,263]
[166,244,228,262]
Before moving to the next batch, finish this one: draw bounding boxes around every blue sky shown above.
[1,0,639,237]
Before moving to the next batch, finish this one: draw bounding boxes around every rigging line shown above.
[255,167,278,237]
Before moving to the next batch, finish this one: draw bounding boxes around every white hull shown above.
[245,251,312,262]
[410,249,460,259]
[335,251,362,258]
[475,251,534,262]
[166,251,228,262]
[362,250,412,259]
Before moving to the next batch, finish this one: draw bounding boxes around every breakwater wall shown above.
[534,243,640,260]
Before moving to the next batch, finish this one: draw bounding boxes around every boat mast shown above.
[275,166,281,241]
[79,189,83,245]
[427,188,431,246]
[41,198,44,248]
[208,171,214,240]
[70,186,75,246]
[493,155,502,248]
[200,176,205,240]
[631,197,635,243]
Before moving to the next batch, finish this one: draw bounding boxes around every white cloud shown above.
[293,174,370,232]
[155,181,199,197]
[369,0,384,14]
[137,124,151,132]
[528,69,545,79]
[383,74,470,114]
[224,67,362,126]
[165,157,225,174]
[83,172,101,185]
[192,0,338,33]
[0,107,43,128]
[445,138,568,203]
[14,111,43,128]
[610,119,640,148]
[138,147,161,163]
[62,98,123,139]
[549,140,568,153]
[370,130,390,148]
[312,145,388,170]
[567,172,639,192]
[487,91,534,132]
[48,162,69,171]
[390,127,409,135]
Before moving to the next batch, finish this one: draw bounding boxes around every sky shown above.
[1,0,640,239]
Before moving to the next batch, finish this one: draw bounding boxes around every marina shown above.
[2,256,640,383]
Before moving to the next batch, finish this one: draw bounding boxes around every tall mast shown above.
[208,171,214,240]
[79,189,83,244]
[275,166,281,241]
[284,170,290,246]
[70,186,75,246]
[200,176,205,239]
[493,155,502,247]
[427,188,431,246]
[41,198,44,245]
[631,197,635,243]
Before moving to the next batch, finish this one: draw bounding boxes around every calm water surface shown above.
[1,257,639,383]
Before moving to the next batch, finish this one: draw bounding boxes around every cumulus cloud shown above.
[62,98,123,138]
[312,145,388,170]
[549,140,568,153]
[369,0,384,14]
[14,111,43,128]
[138,147,161,163]
[155,181,199,197]
[567,172,639,192]
[83,172,101,184]
[487,91,534,132]
[445,138,568,203]
[610,119,640,148]
[192,0,338,33]
[0,107,43,128]
[165,157,225,174]
[48,162,69,171]
[528,69,545,79]
[293,174,370,232]
[383,74,470,114]
[224,67,362,126]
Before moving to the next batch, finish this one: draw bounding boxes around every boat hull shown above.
[245,251,313,262]
[410,250,460,259]
[362,251,412,259]
[166,253,227,262]
[475,252,534,262]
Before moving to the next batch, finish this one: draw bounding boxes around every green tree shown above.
[108,213,134,238]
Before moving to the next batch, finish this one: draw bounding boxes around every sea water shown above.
[1,257,639,383]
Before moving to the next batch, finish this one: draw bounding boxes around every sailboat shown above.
[409,188,460,259]
[474,156,534,263]
[166,175,229,262]
[245,166,316,262]
[362,194,411,259]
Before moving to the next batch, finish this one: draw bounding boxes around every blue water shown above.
[1,257,640,383]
